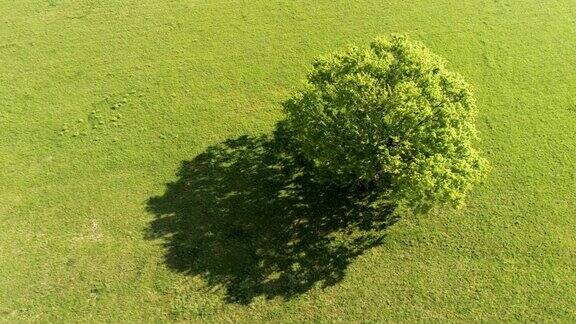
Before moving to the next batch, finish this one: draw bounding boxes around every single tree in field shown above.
[283,35,488,212]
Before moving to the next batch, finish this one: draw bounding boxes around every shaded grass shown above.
[146,125,397,304]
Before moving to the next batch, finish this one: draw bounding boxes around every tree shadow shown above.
[145,123,399,304]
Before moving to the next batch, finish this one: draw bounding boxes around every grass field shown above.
[1,0,576,321]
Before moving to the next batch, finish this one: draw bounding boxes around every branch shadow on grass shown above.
[145,122,399,304]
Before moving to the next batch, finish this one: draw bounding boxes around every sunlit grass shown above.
[1,0,575,321]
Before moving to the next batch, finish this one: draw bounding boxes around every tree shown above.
[282,35,488,212]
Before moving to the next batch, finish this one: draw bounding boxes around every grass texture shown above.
[1,0,575,321]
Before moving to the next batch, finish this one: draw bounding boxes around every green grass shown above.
[1,0,576,321]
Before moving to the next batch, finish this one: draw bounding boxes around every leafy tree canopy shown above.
[283,35,488,212]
